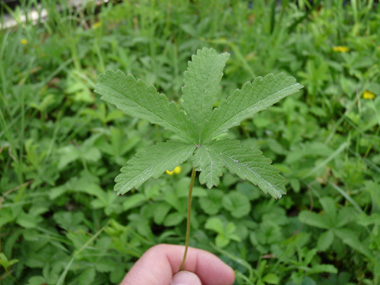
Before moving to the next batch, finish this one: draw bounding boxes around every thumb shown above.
[171,271,202,285]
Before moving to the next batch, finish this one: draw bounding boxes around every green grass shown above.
[0,0,380,284]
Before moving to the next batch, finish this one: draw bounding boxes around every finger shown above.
[171,271,201,285]
[120,244,235,285]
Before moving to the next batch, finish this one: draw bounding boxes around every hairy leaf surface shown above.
[192,145,224,189]
[206,140,286,198]
[202,73,303,142]
[181,48,229,141]
[95,70,194,142]
[115,142,195,195]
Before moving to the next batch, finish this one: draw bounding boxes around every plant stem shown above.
[180,167,196,271]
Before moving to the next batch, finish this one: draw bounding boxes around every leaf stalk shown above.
[180,167,196,271]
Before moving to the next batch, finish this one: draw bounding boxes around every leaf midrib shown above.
[204,146,215,183]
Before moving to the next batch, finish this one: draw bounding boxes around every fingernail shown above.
[171,271,202,285]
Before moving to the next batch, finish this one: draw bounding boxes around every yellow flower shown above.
[173,166,181,174]
[20,39,28,45]
[333,46,349,53]
[92,22,102,29]
[363,90,375,100]
[166,166,181,175]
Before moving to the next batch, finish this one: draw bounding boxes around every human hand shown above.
[120,244,235,285]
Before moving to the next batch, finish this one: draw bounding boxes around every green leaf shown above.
[0,253,19,270]
[0,208,13,227]
[320,197,336,224]
[301,275,316,285]
[206,140,286,198]
[176,177,207,197]
[181,48,229,140]
[336,207,353,228]
[334,228,374,259]
[215,235,230,248]
[317,230,334,251]
[164,212,185,226]
[95,70,194,142]
[256,221,282,244]
[298,211,330,229]
[222,192,251,218]
[95,49,302,201]
[366,181,380,208]
[153,203,171,225]
[308,264,338,274]
[16,211,42,229]
[95,259,120,273]
[237,182,261,201]
[58,145,80,169]
[357,213,380,226]
[263,273,280,284]
[192,144,224,188]
[53,212,85,231]
[199,190,224,215]
[27,277,48,285]
[375,256,380,283]
[122,193,146,211]
[202,73,303,142]
[205,217,224,234]
[305,249,317,265]
[75,268,96,285]
[163,187,184,212]
[115,141,195,195]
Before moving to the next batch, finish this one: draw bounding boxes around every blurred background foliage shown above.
[0,0,380,284]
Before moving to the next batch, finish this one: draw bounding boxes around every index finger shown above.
[121,244,235,285]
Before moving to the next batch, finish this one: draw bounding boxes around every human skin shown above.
[120,244,235,285]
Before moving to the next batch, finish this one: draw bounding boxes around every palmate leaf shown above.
[201,73,303,142]
[95,70,195,142]
[181,48,229,141]
[194,140,286,199]
[114,141,195,195]
[95,48,302,197]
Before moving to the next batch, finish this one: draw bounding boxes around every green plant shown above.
[94,47,303,268]
[2,1,379,283]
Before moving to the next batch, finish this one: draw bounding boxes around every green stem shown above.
[180,167,196,271]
